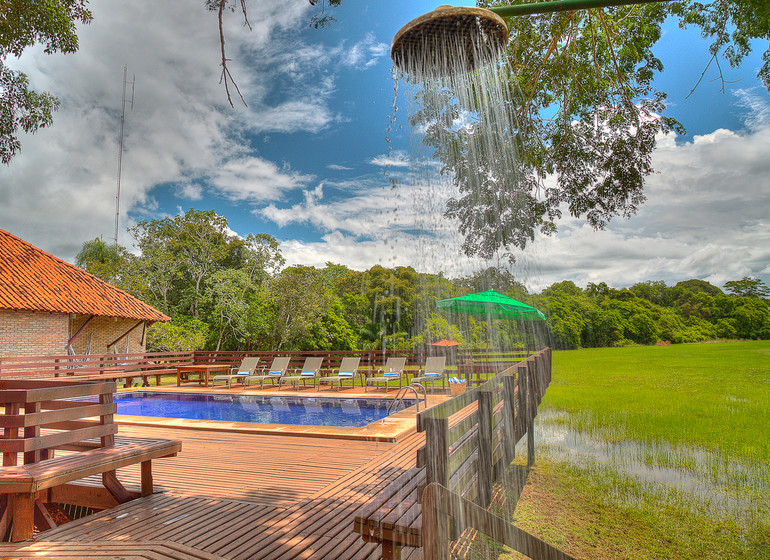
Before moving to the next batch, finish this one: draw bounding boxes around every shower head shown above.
[390,5,509,77]
[391,0,671,77]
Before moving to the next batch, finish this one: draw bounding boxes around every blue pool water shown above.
[112,392,412,427]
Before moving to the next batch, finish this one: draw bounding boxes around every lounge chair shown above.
[245,356,291,389]
[211,356,260,388]
[365,357,407,392]
[280,357,324,390]
[410,356,447,390]
[318,357,361,391]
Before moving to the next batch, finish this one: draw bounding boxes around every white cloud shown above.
[175,183,204,201]
[0,0,347,259]
[210,157,312,201]
[272,93,770,293]
[526,105,770,290]
[369,151,410,167]
[339,33,390,69]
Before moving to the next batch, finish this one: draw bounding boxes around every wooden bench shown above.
[0,379,181,542]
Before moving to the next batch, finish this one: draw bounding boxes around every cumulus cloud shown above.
[527,100,770,290]
[210,157,312,201]
[275,93,770,292]
[0,0,343,258]
[368,151,410,167]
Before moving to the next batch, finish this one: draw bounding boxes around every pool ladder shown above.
[387,382,427,414]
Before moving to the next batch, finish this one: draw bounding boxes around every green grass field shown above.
[478,341,770,560]
[546,341,770,465]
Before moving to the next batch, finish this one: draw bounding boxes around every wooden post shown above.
[422,484,449,560]
[11,493,35,542]
[423,417,449,488]
[23,401,41,465]
[526,362,535,468]
[477,389,494,508]
[3,403,19,467]
[502,374,517,464]
[100,392,115,447]
[141,460,154,497]
[382,540,402,560]
[516,366,527,442]
[422,416,450,559]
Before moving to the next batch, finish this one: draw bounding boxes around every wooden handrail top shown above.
[0,379,116,404]
[0,436,181,493]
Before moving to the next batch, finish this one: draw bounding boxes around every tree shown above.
[75,237,128,285]
[413,0,770,260]
[0,0,92,163]
[129,209,233,318]
[147,317,208,352]
[205,268,253,350]
[723,277,770,299]
[127,219,183,313]
[206,0,341,106]
[169,209,231,318]
[266,265,335,350]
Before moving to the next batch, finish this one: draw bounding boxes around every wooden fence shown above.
[0,348,538,380]
[418,348,574,560]
[355,348,574,560]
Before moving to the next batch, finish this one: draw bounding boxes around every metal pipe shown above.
[488,0,669,18]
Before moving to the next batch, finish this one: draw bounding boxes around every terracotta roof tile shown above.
[0,229,169,322]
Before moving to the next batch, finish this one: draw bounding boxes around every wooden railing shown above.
[417,348,573,560]
[417,349,550,508]
[355,349,574,560]
[0,348,539,381]
[0,351,194,378]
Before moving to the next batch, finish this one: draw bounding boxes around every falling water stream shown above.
[368,8,770,558]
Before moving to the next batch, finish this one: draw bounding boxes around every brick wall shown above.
[0,310,147,357]
[69,315,147,355]
[0,309,69,357]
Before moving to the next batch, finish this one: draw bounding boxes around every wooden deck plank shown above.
[29,423,427,560]
[0,540,228,560]
[110,425,389,507]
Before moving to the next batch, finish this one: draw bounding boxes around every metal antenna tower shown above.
[114,65,135,246]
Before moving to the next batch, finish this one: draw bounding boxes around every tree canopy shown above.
[413,0,770,261]
[0,0,92,164]
[75,212,770,352]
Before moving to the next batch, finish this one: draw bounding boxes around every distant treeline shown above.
[77,209,770,352]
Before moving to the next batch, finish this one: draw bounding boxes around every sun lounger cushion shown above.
[268,371,282,375]
[424,372,441,377]
[338,372,354,377]
[383,372,399,377]
[300,371,316,377]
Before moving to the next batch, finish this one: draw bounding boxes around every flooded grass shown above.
[545,341,770,467]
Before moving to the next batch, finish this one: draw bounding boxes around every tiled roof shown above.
[0,229,169,322]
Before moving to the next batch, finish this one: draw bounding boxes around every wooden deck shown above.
[0,423,426,560]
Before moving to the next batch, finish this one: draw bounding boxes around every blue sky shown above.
[1,0,768,292]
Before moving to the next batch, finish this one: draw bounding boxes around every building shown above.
[0,229,169,357]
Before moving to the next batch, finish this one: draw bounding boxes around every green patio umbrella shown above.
[436,290,546,321]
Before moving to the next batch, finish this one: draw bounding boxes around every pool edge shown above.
[115,411,417,442]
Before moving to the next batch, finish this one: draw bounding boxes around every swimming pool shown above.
[112,392,414,428]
